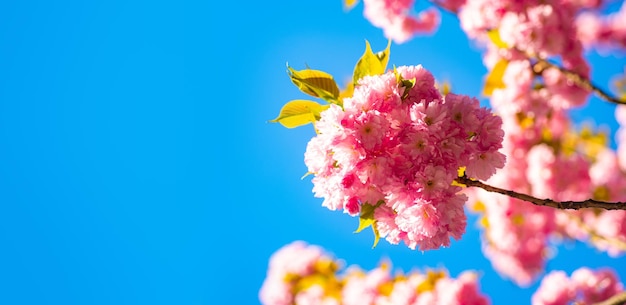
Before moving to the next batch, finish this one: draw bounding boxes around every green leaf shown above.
[355,200,384,248]
[270,100,330,128]
[339,80,354,103]
[287,65,340,103]
[301,171,313,179]
[400,78,416,100]
[487,30,508,49]
[352,40,392,84]
[393,66,415,100]
[482,59,509,96]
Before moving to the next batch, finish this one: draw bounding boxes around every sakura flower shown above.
[305,65,505,250]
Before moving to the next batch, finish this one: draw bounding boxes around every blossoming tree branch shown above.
[349,0,626,286]
[262,0,626,303]
[272,41,509,251]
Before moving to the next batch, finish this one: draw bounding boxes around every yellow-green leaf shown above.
[483,59,509,96]
[287,66,340,103]
[452,166,466,187]
[416,270,447,293]
[457,166,466,177]
[355,200,384,248]
[301,171,313,180]
[371,223,380,248]
[487,29,508,49]
[339,79,354,102]
[352,40,392,84]
[270,100,330,128]
[377,39,392,73]
[344,0,359,10]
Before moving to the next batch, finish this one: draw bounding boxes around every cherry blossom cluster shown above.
[359,0,440,43]
[577,1,626,50]
[259,241,490,305]
[532,267,624,305]
[357,0,623,48]
[459,0,599,57]
[305,65,505,250]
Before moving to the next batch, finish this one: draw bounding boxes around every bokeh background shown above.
[0,0,624,304]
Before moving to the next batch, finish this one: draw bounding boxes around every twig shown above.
[456,175,626,210]
[532,58,626,105]
[593,291,626,305]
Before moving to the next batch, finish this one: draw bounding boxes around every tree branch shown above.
[593,291,626,305]
[532,58,626,105]
[456,175,626,210]
[428,0,625,105]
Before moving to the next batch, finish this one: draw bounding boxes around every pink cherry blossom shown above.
[261,241,491,305]
[259,241,329,305]
[532,267,624,305]
[576,2,626,50]
[571,267,624,304]
[305,65,505,250]
[362,0,440,43]
[531,271,575,305]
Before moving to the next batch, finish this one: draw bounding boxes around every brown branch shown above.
[456,175,626,210]
[593,291,626,305]
[532,58,626,105]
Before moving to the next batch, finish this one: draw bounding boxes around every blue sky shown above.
[0,0,624,304]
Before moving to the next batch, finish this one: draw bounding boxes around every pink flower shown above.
[375,204,405,245]
[397,65,441,102]
[572,267,624,304]
[576,2,626,50]
[532,267,624,305]
[414,164,453,198]
[396,199,441,241]
[342,266,391,305]
[259,241,328,305]
[305,66,505,250]
[437,272,490,305]
[542,58,591,109]
[531,271,575,305]
[526,144,592,201]
[499,4,576,57]
[261,242,491,305]
[344,196,361,216]
[466,151,506,181]
[295,285,340,305]
[362,0,440,43]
